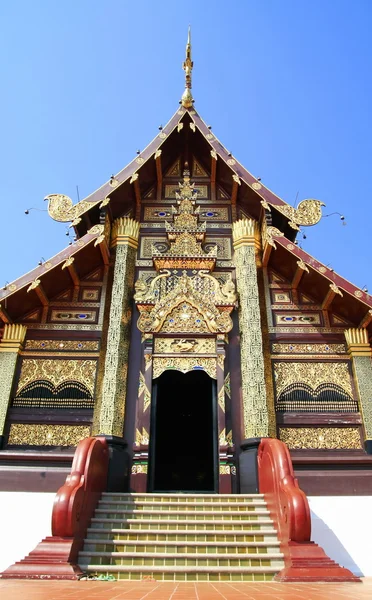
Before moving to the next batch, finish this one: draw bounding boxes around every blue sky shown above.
[0,1,371,290]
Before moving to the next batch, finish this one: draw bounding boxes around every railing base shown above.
[275,541,361,582]
[0,536,82,579]
[0,537,82,580]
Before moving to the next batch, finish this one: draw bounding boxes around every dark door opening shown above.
[149,369,218,492]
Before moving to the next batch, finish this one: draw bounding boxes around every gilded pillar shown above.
[232,218,269,438]
[94,217,140,436]
[345,328,372,452]
[0,324,27,445]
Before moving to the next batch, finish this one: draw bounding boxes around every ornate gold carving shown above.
[16,358,97,396]
[135,167,236,338]
[354,290,364,298]
[297,259,309,273]
[218,387,225,411]
[138,371,151,411]
[330,282,343,297]
[210,149,217,160]
[138,290,233,334]
[272,343,346,355]
[61,256,75,270]
[261,220,285,250]
[153,356,217,379]
[44,194,94,224]
[234,238,268,438]
[252,182,262,190]
[154,337,216,354]
[24,340,99,351]
[131,464,148,474]
[224,373,231,399]
[219,464,231,475]
[111,218,140,249]
[274,362,352,397]
[87,224,105,236]
[274,199,325,230]
[8,424,90,446]
[279,427,362,450]
[165,184,208,199]
[27,279,41,293]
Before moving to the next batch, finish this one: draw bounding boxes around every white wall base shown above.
[0,492,55,574]
[309,496,372,577]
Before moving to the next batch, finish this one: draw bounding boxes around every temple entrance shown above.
[148,369,218,492]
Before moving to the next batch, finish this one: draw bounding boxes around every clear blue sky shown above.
[0,1,371,290]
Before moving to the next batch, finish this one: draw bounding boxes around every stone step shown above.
[95,508,270,518]
[85,528,278,542]
[77,563,280,582]
[101,493,264,503]
[98,500,267,511]
[89,518,273,531]
[82,539,281,553]
[79,550,284,568]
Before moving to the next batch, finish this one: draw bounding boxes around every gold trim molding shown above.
[345,328,371,356]
[111,217,140,249]
[0,324,27,353]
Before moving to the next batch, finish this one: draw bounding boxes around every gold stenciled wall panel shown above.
[273,361,353,398]
[279,427,362,449]
[16,359,97,396]
[8,424,91,447]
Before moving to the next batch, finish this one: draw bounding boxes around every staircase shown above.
[78,492,284,582]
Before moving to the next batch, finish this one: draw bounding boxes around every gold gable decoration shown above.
[134,164,237,334]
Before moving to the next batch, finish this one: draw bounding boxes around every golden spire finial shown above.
[181,26,194,108]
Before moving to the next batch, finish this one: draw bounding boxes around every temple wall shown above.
[265,267,364,450]
[2,267,107,452]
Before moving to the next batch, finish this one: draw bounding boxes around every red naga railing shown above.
[1,436,108,579]
[257,438,360,582]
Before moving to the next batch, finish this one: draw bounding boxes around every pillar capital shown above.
[111,217,140,249]
[345,328,371,357]
[232,218,261,252]
[0,324,27,353]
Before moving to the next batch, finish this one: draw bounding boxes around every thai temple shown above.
[0,31,371,583]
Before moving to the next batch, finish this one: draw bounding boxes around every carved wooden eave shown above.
[0,225,110,325]
[266,230,372,337]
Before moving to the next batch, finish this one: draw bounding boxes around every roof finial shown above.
[181,26,194,108]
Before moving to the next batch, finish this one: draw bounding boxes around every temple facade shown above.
[1,32,372,498]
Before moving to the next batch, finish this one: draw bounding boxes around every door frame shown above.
[147,369,219,493]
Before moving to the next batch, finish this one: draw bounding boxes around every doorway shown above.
[149,369,218,492]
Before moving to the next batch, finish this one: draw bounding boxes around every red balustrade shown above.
[1,436,108,579]
[257,437,360,582]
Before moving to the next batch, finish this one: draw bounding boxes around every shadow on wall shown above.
[310,509,363,577]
